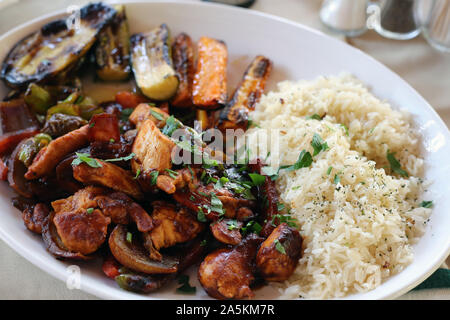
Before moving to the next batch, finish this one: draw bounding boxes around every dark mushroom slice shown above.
[109,224,178,275]
[1,2,116,88]
[210,218,243,245]
[95,4,131,81]
[170,33,195,107]
[22,203,50,234]
[256,223,303,282]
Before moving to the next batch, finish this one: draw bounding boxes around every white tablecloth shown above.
[0,0,448,300]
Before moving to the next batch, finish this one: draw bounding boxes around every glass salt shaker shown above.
[367,0,421,40]
[320,0,370,37]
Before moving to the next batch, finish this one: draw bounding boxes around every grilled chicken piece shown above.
[198,233,263,299]
[131,119,175,173]
[142,201,204,261]
[155,167,198,194]
[22,203,50,234]
[25,125,89,180]
[72,159,143,200]
[210,218,243,245]
[51,186,111,255]
[174,184,255,221]
[218,56,272,131]
[256,223,303,282]
[128,103,169,130]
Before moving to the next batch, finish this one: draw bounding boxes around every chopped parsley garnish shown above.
[340,124,349,136]
[241,220,262,235]
[271,214,298,228]
[277,202,285,212]
[387,151,409,177]
[104,153,135,162]
[134,169,141,180]
[197,207,207,222]
[150,109,165,121]
[176,274,196,294]
[227,220,239,231]
[126,232,133,243]
[274,239,286,254]
[311,133,329,156]
[71,152,102,168]
[165,168,179,179]
[109,138,115,143]
[261,166,279,180]
[210,193,225,216]
[281,150,313,171]
[161,115,180,137]
[333,173,341,184]
[200,239,208,247]
[248,173,266,186]
[214,176,229,190]
[120,108,134,122]
[305,114,323,120]
[86,208,94,214]
[420,200,433,208]
[149,170,159,185]
[247,118,260,129]
[327,166,333,175]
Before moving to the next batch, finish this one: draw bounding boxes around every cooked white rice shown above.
[246,74,432,299]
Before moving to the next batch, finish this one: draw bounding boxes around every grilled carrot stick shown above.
[218,55,272,131]
[171,33,195,107]
[192,37,228,110]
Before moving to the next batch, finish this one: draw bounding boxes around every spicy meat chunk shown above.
[256,223,303,282]
[198,233,262,299]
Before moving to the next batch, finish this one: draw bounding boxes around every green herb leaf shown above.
[197,207,207,222]
[86,208,94,214]
[150,109,165,121]
[104,153,135,162]
[176,274,196,294]
[71,152,102,168]
[210,193,225,216]
[149,170,159,185]
[161,115,181,137]
[248,173,266,186]
[333,174,341,184]
[420,200,433,208]
[227,219,239,231]
[126,232,133,243]
[241,220,262,235]
[134,169,141,180]
[311,133,329,156]
[200,239,207,247]
[120,108,134,122]
[340,124,349,136]
[387,151,409,177]
[327,166,333,175]
[305,114,323,120]
[274,239,286,254]
[165,168,179,179]
[282,150,313,171]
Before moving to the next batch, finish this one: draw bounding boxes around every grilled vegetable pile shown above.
[0,2,302,300]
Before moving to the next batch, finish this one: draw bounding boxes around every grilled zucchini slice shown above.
[95,5,131,81]
[218,55,272,131]
[1,3,116,88]
[130,24,179,101]
[171,33,195,107]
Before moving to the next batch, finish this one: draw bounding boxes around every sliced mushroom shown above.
[109,224,178,274]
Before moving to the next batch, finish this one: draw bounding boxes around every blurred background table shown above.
[0,0,448,300]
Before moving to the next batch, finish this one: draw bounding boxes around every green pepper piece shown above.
[60,92,80,104]
[46,103,81,119]
[24,83,53,115]
[18,138,38,167]
[33,133,52,149]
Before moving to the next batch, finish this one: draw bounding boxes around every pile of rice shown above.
[246,74,432,299]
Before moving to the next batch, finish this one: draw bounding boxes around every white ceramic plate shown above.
[0,0,449,300]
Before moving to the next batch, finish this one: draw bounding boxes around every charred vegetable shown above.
[24,83,52,114]
[192,37,228,109]
[95,5,131,81]
[130,24,179,101]
[42,113,87,138]
[1,3,116,88]
[218,55,272,131]
[171,33,195,107]
[17,133,52,167]
[109,224,178,274]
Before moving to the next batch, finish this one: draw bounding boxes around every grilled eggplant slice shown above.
[95,5,131,81]
[171,33,195,107]
[218,55,272,131]
[1,3,116,88]
[192,37,228,110]
[130,24,179,101]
